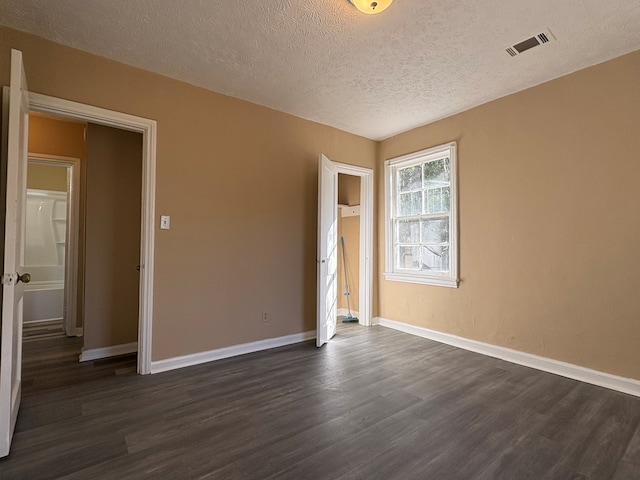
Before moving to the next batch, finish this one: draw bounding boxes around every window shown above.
[384,142,458,287]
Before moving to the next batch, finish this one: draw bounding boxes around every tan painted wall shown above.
[378,49,640,380]
[27,163,66,192]
[338,173,361,207]
[28,115,86,159]
[0,26,377,360]
[337,215,360,312]
[337,174,360,312]
[83,124,142,350]
[27,114,87,327]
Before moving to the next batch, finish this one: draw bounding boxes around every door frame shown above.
[28,92,157,375]
[334,162,374,327]
[26,154,81,337]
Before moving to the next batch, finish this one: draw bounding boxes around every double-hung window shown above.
[384,142,458,287]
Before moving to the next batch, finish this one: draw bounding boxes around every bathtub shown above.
[23,265,64,324]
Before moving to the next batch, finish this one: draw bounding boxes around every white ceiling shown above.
[1,0,639,140]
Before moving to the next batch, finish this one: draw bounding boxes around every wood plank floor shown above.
[2,324,640,479]
[22,319,65,339]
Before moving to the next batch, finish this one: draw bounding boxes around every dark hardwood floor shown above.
[2,323,640,479]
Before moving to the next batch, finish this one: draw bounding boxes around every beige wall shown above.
[337,215,360,312]
[28,114,86,159]
[27,114,87,327]
[379,50,640,380]
[338,173,361,206]
[27,163,66,192]
[0,26,377,360]
[83,124,142,350]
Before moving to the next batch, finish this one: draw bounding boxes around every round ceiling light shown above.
[349,0,394,14]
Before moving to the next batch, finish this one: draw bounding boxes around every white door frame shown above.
[27,154,81,337]
[334,162,374,327]
[28,92,157,375]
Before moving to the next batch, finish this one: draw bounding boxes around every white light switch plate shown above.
[160,215,170,230]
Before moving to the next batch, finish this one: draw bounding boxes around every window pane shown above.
[397,165,422,192]
[425,188,442,214]
[423,158,450,187]
[397,245,421,270]
[398,191,422,216]
[421,217,449,244]
[397,219,420,243]
[424,187,451,214]
[421,245,449,272]
[442,186,450,212]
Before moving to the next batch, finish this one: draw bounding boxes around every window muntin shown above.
[385,143,458,287]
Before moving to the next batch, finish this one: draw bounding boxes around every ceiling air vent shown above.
[506,30,555,57]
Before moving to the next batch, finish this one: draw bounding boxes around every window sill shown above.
[384,272,459,288]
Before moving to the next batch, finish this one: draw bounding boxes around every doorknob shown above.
[17,272,31,284]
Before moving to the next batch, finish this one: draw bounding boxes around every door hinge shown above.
[2,273,17,286]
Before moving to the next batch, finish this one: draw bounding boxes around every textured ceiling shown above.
[1,0,639,140]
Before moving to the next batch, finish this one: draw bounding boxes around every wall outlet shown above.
[262,311,268,323]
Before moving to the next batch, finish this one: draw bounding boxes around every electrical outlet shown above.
[262,311,268,323]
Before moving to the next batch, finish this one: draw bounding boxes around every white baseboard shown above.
[376,317,640,398]
[79,342,138,362]
[23,317,63,324]
[337,308,360,318]
[74,328,84,337]
[150,331,316,374]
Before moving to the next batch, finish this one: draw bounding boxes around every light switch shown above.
[160,215,171,230]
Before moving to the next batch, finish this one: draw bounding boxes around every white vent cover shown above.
[506,30,555,57]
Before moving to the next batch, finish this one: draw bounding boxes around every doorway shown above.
[334,163,373,328]
[24,155,80,339]
[316,154,373,347]
[28,92,157,374]
[337,173,361,324]
[24,113,145,367]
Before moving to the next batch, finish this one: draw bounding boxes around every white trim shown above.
[337,308,360,319]
[79,342,137,362]
[74,327,83,337]
[28,92,157,375]
[151,331,316,374]
[378,317,640,398]
[340,205,360,217]
[24,281,64,291]
[23,317,63,324]
[27,154,81,337]
[384,142,458,288]
[383,272,458,288]
[334,162,374,328]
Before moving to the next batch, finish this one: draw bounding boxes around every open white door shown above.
[316,154,338,347]
[1,49,30,458]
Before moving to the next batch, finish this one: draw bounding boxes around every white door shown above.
[316,154,338,347]
[1,49,30,458]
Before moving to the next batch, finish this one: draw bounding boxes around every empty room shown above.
[1,1,639,478]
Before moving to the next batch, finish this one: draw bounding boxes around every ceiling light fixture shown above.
[349,0,394,14]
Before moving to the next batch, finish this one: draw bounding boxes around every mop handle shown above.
[340,236,350,296]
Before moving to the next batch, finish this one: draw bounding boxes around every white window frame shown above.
[384,141,458,288]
